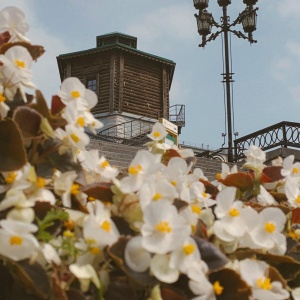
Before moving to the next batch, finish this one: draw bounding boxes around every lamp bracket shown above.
[198,30,222,47]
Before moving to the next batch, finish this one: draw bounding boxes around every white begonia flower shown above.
[213,187,258,240]
[62,107,103,134]
[243,145,266,169]
[0,6,29,42]
[0,85,10,119]
[147,122,167,141]
[292,288,300,300]
[42,243,61,265]
[83,201,119,248]
[69,263,100,292]
[246,207,287,255]
[281,155,300,178]
[189,181,215,208]
[53,170,81,208]
[81,149,119,181]
[239,259,289,300]
[193,168,208,181]
[119,150,162,194]
[0,219,39,261]
[57,77,97,111]
[169,236,201,274]
[141,200,191,254]
[138,177,177,210]
[257,185,278,206]
[216,162,237,180]
[285,178,300,208]
[55,124,90,159]
[0,189,35,223]
[0,45,35,102]
[150,253,179,283]
[124,236,151,272]
[187,260,215,300]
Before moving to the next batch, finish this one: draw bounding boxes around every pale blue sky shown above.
[1,1,300,149]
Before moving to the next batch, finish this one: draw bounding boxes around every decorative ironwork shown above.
[234,121,300,160]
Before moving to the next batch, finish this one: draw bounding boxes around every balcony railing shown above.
[234,121,300,160]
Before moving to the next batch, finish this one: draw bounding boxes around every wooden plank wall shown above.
[122,53,162,119]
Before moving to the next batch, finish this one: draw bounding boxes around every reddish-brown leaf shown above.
[161,287,188,300]
[32,90,67,130]
[261,166,284,183]
[0,119,27,171]
[13,106,42,138]
[82,182,114,203]
[292,208,300,224]
[0,41,45,60]
[51,95,65,115]
[208,268,251,300]
[0,31,11,46]
[218,172,254,191]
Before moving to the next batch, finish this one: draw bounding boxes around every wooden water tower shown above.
[57,32,184,142]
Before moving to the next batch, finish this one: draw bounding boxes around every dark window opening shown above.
[87,79,97,92]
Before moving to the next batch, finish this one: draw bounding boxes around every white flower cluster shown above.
[0,6,300,300]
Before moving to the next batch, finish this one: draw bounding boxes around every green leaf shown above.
[36,207,69,242]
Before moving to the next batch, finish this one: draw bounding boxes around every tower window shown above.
[87,78,97,92]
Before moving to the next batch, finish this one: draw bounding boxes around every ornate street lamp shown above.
[193,0,209,10]
[195,10,213,36]
[193,1,259,162]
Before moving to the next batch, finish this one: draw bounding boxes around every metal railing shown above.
[93,104,185,144]
[234,121,300,160]
[157,104,185,127]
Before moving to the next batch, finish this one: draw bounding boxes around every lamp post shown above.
[193,0,258,162]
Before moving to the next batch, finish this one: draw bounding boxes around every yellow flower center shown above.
[5,172,17,184]
[171,180,177,186]
[153,193,162,201]
[63,230,74,238]
[155,221,172,233]
[0,93,6,103]
[15,59,25,68]
[296,196,300,204]
[213,281,224,295]
[70,133,80,143]
[202,192,207,198]
[128,164,142,175]
[86,238,97,244]
[264,222,276,233]
[77,117,85,127]
[191,204,201,215]
[64,219,75,231]
[71,90,80,98]
[89,247,101,255]
[10,235,23,246]
[101,160,110,168]
[153,131,161,138]
[70,183,80,195]
[101,220,111,232]
[256,277,272,290]
[183,243,195,256]
[216,173,222,180]
[293,167,299,174]
[36,177,46,188]
[191,224,196,233]
[229,208,240,217]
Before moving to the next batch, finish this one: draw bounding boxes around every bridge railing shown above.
[234,121,300,160]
